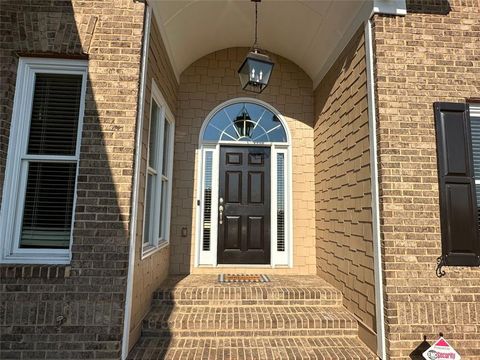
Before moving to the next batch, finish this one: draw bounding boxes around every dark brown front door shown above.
[217,146,271,264]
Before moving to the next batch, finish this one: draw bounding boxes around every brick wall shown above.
[0,1,144,358]
[373,0,480,358]
[129,14,178,350]
[172,47,316,275]
[313,28,376,350]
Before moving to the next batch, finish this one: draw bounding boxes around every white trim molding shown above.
[313,0,373,88]
[0,57,88,265]
[365,19,388,360]
[148,0,180,82]
[122,4,152,360]
[195,98,293,268]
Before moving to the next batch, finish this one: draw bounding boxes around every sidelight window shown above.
[202,151,213,252]
[277,153,285,252]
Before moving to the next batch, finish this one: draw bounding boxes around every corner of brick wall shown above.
[129,13,179,350]
[0,1,145,358]
[373,0,480,358]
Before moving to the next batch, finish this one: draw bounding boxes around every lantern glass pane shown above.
[238,51,274,93]
[246,58,272,86]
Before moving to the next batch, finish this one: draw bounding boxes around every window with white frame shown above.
[470,103,480,221]
[0,58,87,264]
[142,84,174,255]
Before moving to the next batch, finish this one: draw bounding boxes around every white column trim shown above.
[122,4,152,360]
[365,18,388,360]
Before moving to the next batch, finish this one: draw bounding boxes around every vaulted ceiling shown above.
[150,0,373,87]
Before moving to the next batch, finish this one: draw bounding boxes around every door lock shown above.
[219,197,224,225]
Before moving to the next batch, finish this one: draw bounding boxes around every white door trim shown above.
[195,98,292,268]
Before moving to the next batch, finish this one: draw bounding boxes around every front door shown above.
[217,146,271,264]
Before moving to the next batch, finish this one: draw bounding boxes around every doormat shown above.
[218,274,270,283]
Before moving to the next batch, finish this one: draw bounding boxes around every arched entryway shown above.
[195,98,292,267]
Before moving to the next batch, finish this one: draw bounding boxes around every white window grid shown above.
[142,80,175,258]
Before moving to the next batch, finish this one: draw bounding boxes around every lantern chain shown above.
[254,0,259,48]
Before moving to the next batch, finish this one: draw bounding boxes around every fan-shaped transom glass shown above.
[203,102,287,143]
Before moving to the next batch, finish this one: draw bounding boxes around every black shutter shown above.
[434,102,480,267]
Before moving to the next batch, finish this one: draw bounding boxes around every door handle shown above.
[219,197,224,225]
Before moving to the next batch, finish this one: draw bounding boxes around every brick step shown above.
[152,275,343,306]
[142,328,359,339]
[128,336,377,360]
[142,304,358,337]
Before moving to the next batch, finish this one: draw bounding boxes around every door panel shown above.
[226,153,242,165]
[248,153,264,165]
[248,172,264,204]
[225,216,241,250]
[247,216,264,250]
[225,171,242,203]
[218,146,271,264]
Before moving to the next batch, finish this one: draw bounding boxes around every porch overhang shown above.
[149,0,406,88]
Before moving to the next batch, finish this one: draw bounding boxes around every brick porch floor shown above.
[128,275,377,359]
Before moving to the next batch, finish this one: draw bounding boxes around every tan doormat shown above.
[218,274,270,283]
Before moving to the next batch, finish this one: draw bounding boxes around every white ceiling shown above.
[150,0,373,87]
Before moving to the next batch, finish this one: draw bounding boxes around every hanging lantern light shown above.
[238,0,274,93]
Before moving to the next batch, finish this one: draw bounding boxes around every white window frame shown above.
[0,57,88,264]
[194,98,293,268]
[142,80,175,258]
[471,104,480,187]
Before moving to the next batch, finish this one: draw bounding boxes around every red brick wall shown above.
[373,0,480,358]
[0,1,144,358]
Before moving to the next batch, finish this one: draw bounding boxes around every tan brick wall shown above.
[129,15,179,349]
[373,0,480,358]
[0,1,144,358]
[313,27,376,349]
[171,47,316,275]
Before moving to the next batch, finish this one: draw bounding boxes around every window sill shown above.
[141,240,169,260]
[0,253,70,265]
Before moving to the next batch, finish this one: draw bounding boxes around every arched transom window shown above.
[203,102,287,143]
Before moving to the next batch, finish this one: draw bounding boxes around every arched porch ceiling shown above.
[150,0,373,88]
